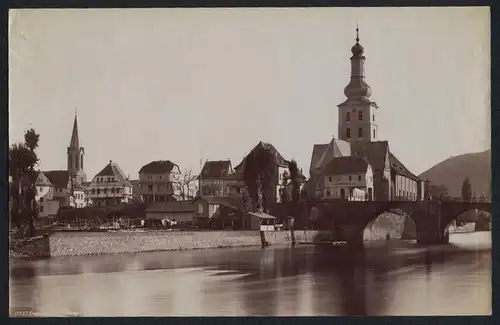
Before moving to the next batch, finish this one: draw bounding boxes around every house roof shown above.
[130,179,140,186]
[194,196,243,211]
[36,172,53,187]
[43,170,70,189]
[234,141,289,172]
[248,212,277,220]
[389,152,420,181]
[81,181,91,188]
[145,201,195,213]
[199,160,233,179]
[351,141,389,173]
[95,161,132,187]
[323,156,370,175]
[139,160,179,174]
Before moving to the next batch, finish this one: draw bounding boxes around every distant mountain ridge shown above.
[419,150,491,198]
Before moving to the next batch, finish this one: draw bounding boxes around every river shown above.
[9,231,491,317]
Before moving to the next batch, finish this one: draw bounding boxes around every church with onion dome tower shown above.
[308,27,426,202]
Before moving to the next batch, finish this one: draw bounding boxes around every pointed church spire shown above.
[70,113,80,148]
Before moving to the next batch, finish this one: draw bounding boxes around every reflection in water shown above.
[10,232,491,316]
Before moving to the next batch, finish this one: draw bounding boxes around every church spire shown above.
[70,112,79,148]
[343,25,372,99]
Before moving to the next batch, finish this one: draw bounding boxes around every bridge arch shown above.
[442,207,492,234]
[363,206,418,241]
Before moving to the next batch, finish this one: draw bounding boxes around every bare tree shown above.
[173,168,199,201]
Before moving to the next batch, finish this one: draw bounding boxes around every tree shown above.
[461,177,472,203]
[427,183,448,201]
[173,168,198,201]
[279,170,289,204]
[9,128,40,237]
[243,145,278,213]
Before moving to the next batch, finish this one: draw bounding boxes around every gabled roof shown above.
[199,160,233,179]
[139,160,179,174]
[234,141,289,172]
[145,201,195,213]
[43,170,70,189]
[323,156,370,175]
[36,172,53,187]
[95,161,132,187]
[310,137,351,174]
[351,141,389,172]
[389,152,420,181]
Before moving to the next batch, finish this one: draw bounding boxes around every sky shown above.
[9,7,490,180]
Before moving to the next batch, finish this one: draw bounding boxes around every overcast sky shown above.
[9,7,490,180]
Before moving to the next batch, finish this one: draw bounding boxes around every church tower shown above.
[338,27,379,143]
[67,113,87,184]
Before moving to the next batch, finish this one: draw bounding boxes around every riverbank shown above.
[10,229,336,258]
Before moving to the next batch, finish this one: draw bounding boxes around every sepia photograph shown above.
[8,7,491,317]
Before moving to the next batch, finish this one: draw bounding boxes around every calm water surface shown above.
[10,232,491,316]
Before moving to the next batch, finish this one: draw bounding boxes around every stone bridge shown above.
[306,200,492,248]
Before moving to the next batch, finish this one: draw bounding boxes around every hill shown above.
[419,150,491,199]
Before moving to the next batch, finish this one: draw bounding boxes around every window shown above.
[116,188,121,194]
[358,175,362,181]
[40,197,44,203]
[358,128,363,137]
[40,206,44,212]
[159,176,163,180]
[358,111,363,120]
[328,176,332,182]
[373,129,376,138]
[148,176,152,180]
[346,128,351,138]
[372,114,375,122]
[326,189,331,196]
[349,175,352,181]
[148,185,153,191]
[97,189,101,195]
[346,112,350,121]
[91,189,95,194]
[111,188,115,194]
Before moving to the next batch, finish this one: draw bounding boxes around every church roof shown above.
[389,152,420,181]
[69,115,80,148]
[351,141,389,173]
[95,161,132,187]
[139,160,179,174]
[310,138,352,175]
[323,156,370,175]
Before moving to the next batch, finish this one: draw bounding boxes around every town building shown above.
[138,160,180,203]
[144,201,196,226]
[308,28,425,201]
[232,141,294,203]
[67,114,87,184]
[43,170,87,208]
[198,160,235,197]
[321,156,374,201]
[130,180,142,203]
[87,160,133,206]
[35,172,60,218]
